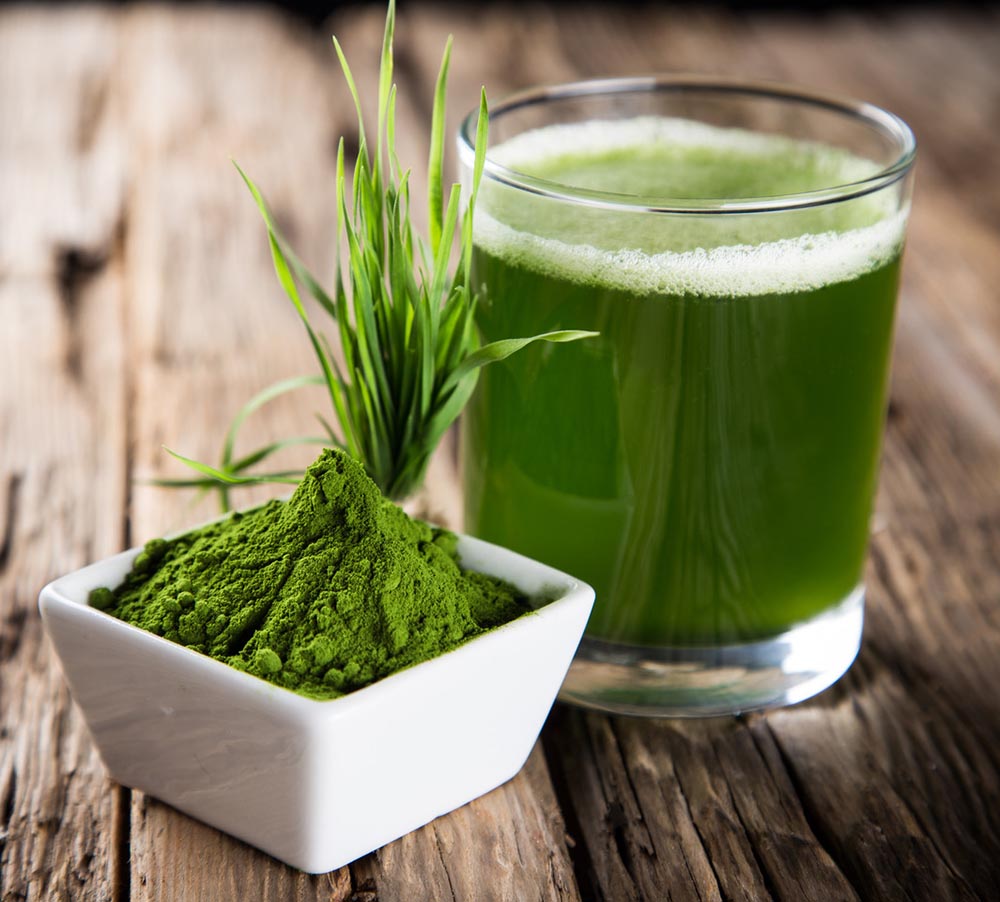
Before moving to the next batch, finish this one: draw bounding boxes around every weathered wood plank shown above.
[129,795,353,901]
[118,5,580,900]
[740,16,1000,900]
[545,709,862,902]
[464,5,1000,901]
[117,7,357,900]
[0,10,128,900]
[366,747,578,902]
[3,5,999,901]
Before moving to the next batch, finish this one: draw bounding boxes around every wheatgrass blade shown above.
[315,412,340,448]
[435,288,466,371]
[164,449,302,486]
[429,184,462,329]
[267,228,356,459]
[386,84,401,180]
[233,163,337,318]
[158,3,596,507]
[461,91,490,282]
[333,36,366,159]
[240,167,359,460]
[228,436,328,474]
[375,0,395,187]
[342,202,392,427]
[222,374,325,468]
[427,35,453,256]
[447,329,601,391]
[425,372,479,450]
[148,476,229,489]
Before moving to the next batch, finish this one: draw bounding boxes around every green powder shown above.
[93,449,530,699]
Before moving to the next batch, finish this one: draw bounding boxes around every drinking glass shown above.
[458,77,915,716]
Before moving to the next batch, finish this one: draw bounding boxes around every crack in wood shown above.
[55,244,110,383]
[719,724,783,902]
[431,823,459,902]
[759,718,924,902]
[659,738,724,902]
[607,799,637,889]
[1,763,16,835]
[0,474,21,573]
[757,721,859,884]
[540,721,603,902]
[744,720,863,900]
[0,610,27,668]
[886,776,981,900]
[113,786,131,902]
[71,845,96,887]
[853,671,995,895]
[590,714,645,897]
[348,867,378,902]
[52,702,72,783]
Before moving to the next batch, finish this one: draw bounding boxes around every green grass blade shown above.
[157,7,600,506]
[376,0,395,175]
[334,135,346,266]
[386,84,401,179]
[427,35,453,256]
[146,476,224,489]
[315,413,343,449]
[444,330,600,393]
[164,448,302,486]
[417,287,435,418]
[357,377,391,484]
[436,286,476,376]
[342,214,393,423]
[241,172,359,460]
[327,353,361,458]
[429,183,461,324]
[228,436,329,474]
[333,36,366,153]
[461,90,489,281]
[424,370,479,449]
[235,163,337,317]
[221,375,324,467]
[472,88,488,198]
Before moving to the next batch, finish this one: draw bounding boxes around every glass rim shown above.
[457,75,917,215]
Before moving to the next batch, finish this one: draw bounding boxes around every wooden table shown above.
[2,4,998,899]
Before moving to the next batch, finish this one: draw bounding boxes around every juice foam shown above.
[475,117,907,298]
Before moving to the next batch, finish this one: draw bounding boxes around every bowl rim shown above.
[39,529,595,715]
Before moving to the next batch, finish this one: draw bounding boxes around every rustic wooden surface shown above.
[2,3,998,900]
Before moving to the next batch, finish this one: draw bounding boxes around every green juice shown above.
[463,118,905,646]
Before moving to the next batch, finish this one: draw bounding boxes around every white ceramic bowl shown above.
[38,532,594,873]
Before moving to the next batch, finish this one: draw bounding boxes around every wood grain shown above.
[114,6,579,901]
[0,9,129,901]
[1,3,997,901]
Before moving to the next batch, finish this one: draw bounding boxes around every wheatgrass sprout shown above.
[159,0,596,505]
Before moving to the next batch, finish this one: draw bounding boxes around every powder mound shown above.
[99,449,530,699]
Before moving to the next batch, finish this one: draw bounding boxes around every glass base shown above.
[558,587,864,717]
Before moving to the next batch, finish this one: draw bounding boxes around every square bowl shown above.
[38,532,594,874]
